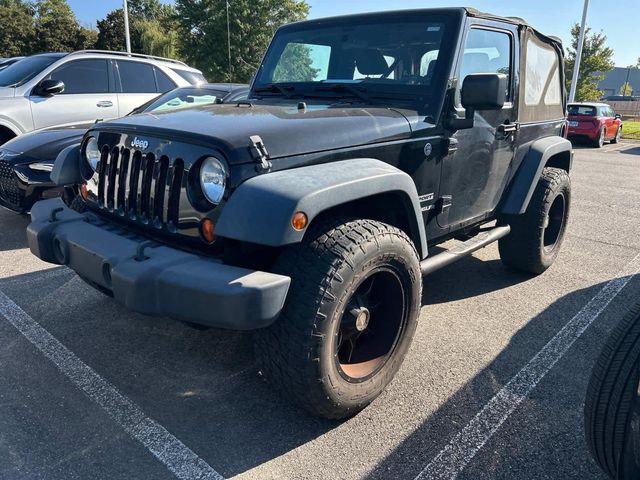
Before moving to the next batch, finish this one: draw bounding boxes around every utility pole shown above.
[226,0,232,82]
[123,0,132,53]
[569,0,590,103]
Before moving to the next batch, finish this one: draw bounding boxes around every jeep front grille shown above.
[0,160,23,207]
[95,146,184,231]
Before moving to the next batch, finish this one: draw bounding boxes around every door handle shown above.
[97,101,113,108]
[497,122,520,134]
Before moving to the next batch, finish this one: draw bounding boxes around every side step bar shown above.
[420,225,511,275]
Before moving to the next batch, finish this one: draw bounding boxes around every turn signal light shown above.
[80,183,88,200]
[291,211,308,231]
[200,218,216,243]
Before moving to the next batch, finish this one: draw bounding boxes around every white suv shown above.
[0,50,205,144]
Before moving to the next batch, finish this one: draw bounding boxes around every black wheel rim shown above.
[543,193,566,253]
[334,268,407,383]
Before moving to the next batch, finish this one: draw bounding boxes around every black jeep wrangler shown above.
[27,8,572,419]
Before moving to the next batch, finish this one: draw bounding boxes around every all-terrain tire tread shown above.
[254,218,420,419]
[498,167,570,274]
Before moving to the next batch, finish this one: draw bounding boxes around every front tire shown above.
[254,218,422,419]
[498,167,570,274]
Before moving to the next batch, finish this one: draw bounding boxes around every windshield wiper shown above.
[313,83,370,103]
[253,83,296,98]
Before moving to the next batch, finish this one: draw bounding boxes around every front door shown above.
[437,22,518,230]
[602,106,615,138]
[30,59,118,129]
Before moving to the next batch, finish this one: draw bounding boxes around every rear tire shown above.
[585,304,640,479]
[594,127,606,148]
[254,218,422,419]
[498,167,570,274]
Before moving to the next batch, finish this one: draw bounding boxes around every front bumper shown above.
[27,198,291,330]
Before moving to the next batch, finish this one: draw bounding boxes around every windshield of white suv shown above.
[0,54,64,87]
[253,12,459,112]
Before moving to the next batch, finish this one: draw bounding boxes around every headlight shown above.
[84,136,100,172]
[199,156,227,205]
[29,162,54,172]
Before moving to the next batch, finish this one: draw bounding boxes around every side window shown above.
[154,67,176,93]
[116,61,156,93]
[519,33,564,123]
[459,28,512,99]
[48,59,109,94]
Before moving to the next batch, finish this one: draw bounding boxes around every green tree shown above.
[0,0,36,57]
[34,0,83,52]
[620,81,633,96]
[175,0,310,82]
[96,1,178,57]
[138,20,178,58]
[565,24,615,101]
[96,9,126,51]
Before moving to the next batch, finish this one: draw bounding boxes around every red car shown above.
[567,103,623,148]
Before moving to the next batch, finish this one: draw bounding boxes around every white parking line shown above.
[0,289,224,480]
[415,251,640,480]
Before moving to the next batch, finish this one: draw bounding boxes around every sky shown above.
[68,0,639,67]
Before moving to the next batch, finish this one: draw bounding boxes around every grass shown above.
[622,121,640,140]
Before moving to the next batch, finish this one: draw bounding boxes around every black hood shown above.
[95,102,413,164]
[1,124,90,164]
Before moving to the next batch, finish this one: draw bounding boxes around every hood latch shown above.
[249,135,272,172]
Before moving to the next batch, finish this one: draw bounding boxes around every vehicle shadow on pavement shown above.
[0,267,340,478]
[366,275,640,480]
[421,248,532,304]
[0,210,30,252]
[620,144,640,155]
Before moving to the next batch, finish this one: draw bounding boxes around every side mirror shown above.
[615,114,622,120]
[461,73,507,111]
[35,79,65,96]
[449,73,507,130]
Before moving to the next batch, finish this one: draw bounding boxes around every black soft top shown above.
[284,7,562,47]
[464,8,562,45]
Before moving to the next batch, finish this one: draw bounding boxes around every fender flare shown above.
[500,136,572,215]
[216,158,428,258]
[51,143,82,186]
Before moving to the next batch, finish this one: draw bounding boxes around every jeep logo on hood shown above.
[130,137,149,150]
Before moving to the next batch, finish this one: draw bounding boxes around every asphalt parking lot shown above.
[0,141,639,480]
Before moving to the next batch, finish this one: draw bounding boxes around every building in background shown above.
[598,67,640,98]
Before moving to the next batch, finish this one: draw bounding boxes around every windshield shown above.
[253,12,458,111]
[567,105,597,116]
[0,55,62,87]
